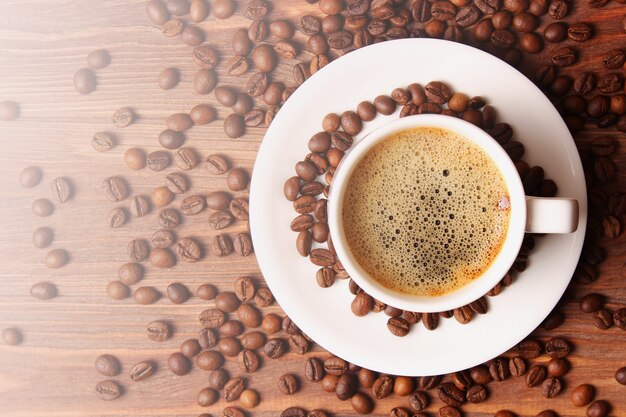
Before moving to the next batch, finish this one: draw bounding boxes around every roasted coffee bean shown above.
[128,195,149,217]
[262,314,282,335]
[300,15,322,35]
[614,308,626,329]
[89,131,116,153]
[49,177,71,204]
[95,380,121,401]
[127,239,150,262]
[146,0,170,24]
[595,158,616,183]
[206,369,230,391]
[278,374,299,395]
[598,74,622,94]
[542,377,562,398]
[197,328,218,350]
[545,338,570,358]
[552,47,576,67]
[129,360,154,382]
[244,0,269,19]
[568,22,593,42]
[197,350,225,371]
[147,151,171,172]
[305,357,325,382]
[180,338,202,358]
[519,32,543,53]
[212,234,234,256]
[233,233,253,256]
[95,354,121,377]
[264,338,286,359]
[509,356,527,377]
[220,321,245,338]
[349,392,373,414]
[199,308,226,328]
[603,49,625,69]
[269,19,294,39]
[161,18,184,37]
[237,303,261,327]
[152,186,174,208]
[512,12,538,32]
[224,114,245,138]
[147,320,170,342]
[111,107,135,128]
[336,373,358,401]
[372,375,394,399]
[206,191,232,211]
[331,131,353,152]
[425,81,452,104]
[616,367,626,385]
[544,22,567,43]
[194,69,217,94]
[491,11,512,29]
[239,331,265,351]
[350,292,373,317]
[19,166,42,189]
[167,282,190,304]
[74,68,96,94]
[107,281,130,300]
[422,312,440,330]
[409,390,430,411]
[328,30,353,49]
[310,248,335,266]
[491,29,515,49]
[209,210,233,230]
[593,309,614,329]
[159,68,180,90]
[387,317,410,336]
[218,337,243,358]
[571,383,595,406]
[515,339,542,359]
[233,95,255,117]
[296,230,312,256]
[221,378,245,402]
[249,19,269,42]
[196,284,217,301]
[490,358,510,381]
[466,385,488,403]
[340,111,362,136]
[229,198,249,220]
[547,358,569,377]
[133,286,160,305]
[86,50,110,70]
[470,365,492,385]
[222,407,246,417]
[526,365,547,387]
[587,400,611,417]
[197,387,219,407]
[149,247,176,268]
[251,44,277,73]
[548,0,568,17]
[580,293,604,312]
[438,382,465,407]
[574,72,595,95]
[322,356,347,376]
[215,292,241,313]
[449,371,473,391]
[32,226,54,249]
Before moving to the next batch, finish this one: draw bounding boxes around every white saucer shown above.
[250,39,587,376]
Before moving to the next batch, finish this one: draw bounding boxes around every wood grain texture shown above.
[0,1,625,416]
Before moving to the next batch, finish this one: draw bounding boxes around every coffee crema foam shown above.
[342,127,511,297]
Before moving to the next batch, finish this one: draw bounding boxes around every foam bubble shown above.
[342,127,510,297]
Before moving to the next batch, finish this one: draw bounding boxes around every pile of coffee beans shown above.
[284,80,556,336]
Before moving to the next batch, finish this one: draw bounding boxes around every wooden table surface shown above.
[0,1,624,416]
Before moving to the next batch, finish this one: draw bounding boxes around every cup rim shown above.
[327,114,527,312]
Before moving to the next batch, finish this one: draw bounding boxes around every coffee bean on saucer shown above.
[95,380,121,401]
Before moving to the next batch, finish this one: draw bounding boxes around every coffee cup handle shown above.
[525,197,579,234]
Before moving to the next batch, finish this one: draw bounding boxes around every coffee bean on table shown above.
[567,22,593,42]
[129,360,154,382]
[586,400,611,417]
[545,338,570,358]
[20,166,42,188]
[161,18,183,37]
[233,233,253,256]
[544,22,567,43]
[255,288,274,307]
[180,195,205,216]
[552,47,576,66]
[438,382,465,407]
[216,292,241,313]
[593,309,614,329]
[87,49,111,69]
[515,339,542,358]
[541,377,563,398]
[127,239,149,262]
[351,392,373,414]
[32,198,54,217]
[509,356,527,376]
[224,378,245,399]
[95,354,121,376]
[212,0,235,19]
[50,177,71,203]
[166,282,190,304]
[490,357,510,381]
[218,337,243,358]
[466,385,488,403]
[167,352,191,376]
[107,281,130,300]
[614,308,626,329]
[264,338,286,359]
[212,234,234,256]
[372,375,393,398]
[237,303,262,327]
[146,320,170,342]
[44,248,68,269]
[615,367,626,385]
[491,29,516,50]
[278,374,298,395]
[197,350,225,371]
[149,244,176,267]
[221,321,245,338]
[526,365,547,387]
[33,227,53,249]
[158,68,179,90]
[181,25,204,46]
[580,293,604,312]
[180,338,202,358]
[111,107,134,128]
[252,44,277,73]
[336,373,358,400]
[547,358,569,377]
[209,210,233,230]
[95,380,121,401]
[30,281,56,300]
[134,286,160,305]
[74,68,96,94]
[195,69,218,94]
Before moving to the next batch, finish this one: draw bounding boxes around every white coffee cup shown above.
[328,114,579,313]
